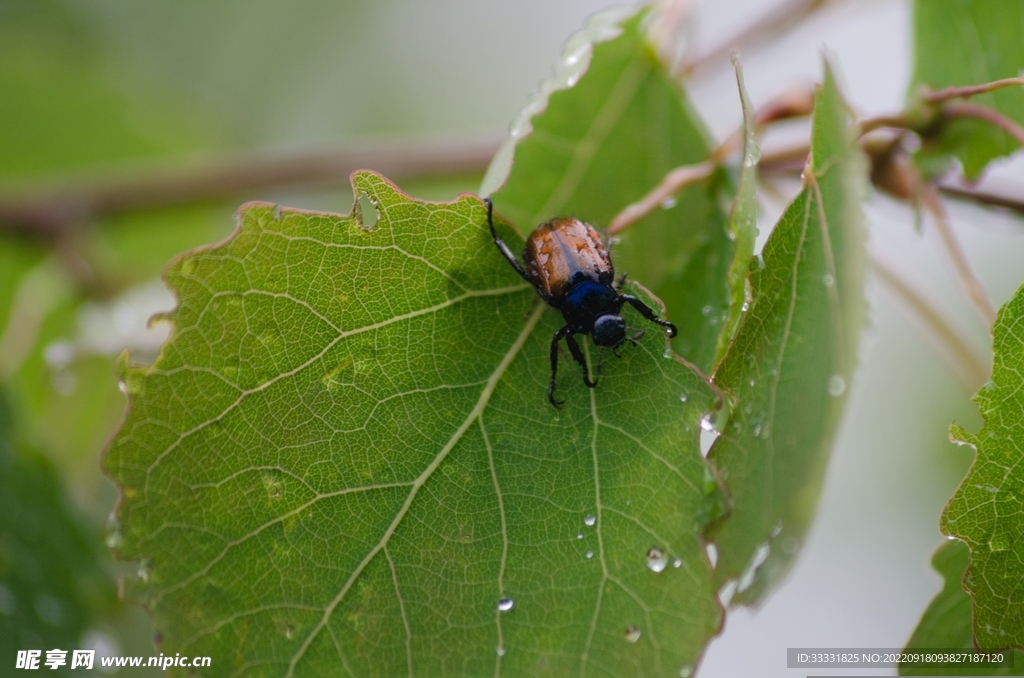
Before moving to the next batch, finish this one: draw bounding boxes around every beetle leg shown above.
[484,198,532,283]
[620,294,677,338]
[565,333,598,388]
[548,325,571,407]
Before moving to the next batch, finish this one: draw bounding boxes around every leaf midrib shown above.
[285,302,548,677]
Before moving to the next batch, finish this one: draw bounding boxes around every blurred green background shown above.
[2,0,1022,675]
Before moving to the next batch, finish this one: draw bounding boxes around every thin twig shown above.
[0,136,501,238]
[923,77,1024,104]
[853,114,914,137]
[607,162,715,235]
[922,184,997,328]
[941,102,1024,146]
[937,179,1024,215]
[758,141,811,174]
[680,0,841,76]
[714,86,816,163]
[870,254,989,392]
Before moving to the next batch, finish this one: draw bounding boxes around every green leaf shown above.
[901,539,1024,675]
[486,9,735,374]
[911,0,1024,179]
[942,281,1024,651]
[704,61,866,606]
[0,391,116,658]
[713,60,759,369]
[105,171,727,676]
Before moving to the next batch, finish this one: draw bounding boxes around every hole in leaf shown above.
[357,192,378,230]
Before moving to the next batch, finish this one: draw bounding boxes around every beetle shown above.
[484,198,677,407]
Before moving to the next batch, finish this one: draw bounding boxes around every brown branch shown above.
[758,141,811,175]
[923,77,1024,104]
[607,162,715,235]
[941,102,1024,146]
[937,179,1024,215]
[871,254,989,392]
[922,184,997,328]
[0,136,501,238]
[680,0,842,76]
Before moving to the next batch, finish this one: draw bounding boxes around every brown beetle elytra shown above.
[484,199,677,407]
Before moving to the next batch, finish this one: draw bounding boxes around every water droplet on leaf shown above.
[584,514,596,527]
[827,374,846,397]
[497,598,514,612]
[624,625,641,643]
[646,546,667,573]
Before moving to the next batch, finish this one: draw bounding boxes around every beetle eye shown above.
[592,315,626,347]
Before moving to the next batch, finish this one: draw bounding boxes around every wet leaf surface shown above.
[942,282,1024,652]
[901,539,1024,675]
[105,171,727,676]
[704,62,866,606]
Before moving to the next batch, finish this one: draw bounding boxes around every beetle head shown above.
[592,314,626,347]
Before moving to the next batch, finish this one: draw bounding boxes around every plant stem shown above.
[870,254,989,392]
[0,137,500,238]
[937,179,1024,215]
[941,102,1024,146]
[607,162,716,235]
[680,0,843,76]
[922,77,1024,104]
[922,185,997,328]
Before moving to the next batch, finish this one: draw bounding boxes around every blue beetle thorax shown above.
[561,280,619,331]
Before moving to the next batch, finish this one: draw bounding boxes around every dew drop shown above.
[701,305,713,317]
[741,302,750,312]
[138,560,151,583]
[679,664,693,677]
[584,514,596,527]
[673,558,683,568]
[585,550,594,559]
[624,625,641,643]
[827,374,846,397]
[706,543,718,568]
[661,197,677,210]
[497,598,514,612]
[117,380,128,395]
[496,645,506,656]
[679,393,688,403]
[646,546,667,573]
[285,624,294,639]
[105,513,123,549]
[744,142,762,167]
[748,377,756,387]
[822,273,835,287]
[577,533,584,540]
[699,416,715,432]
